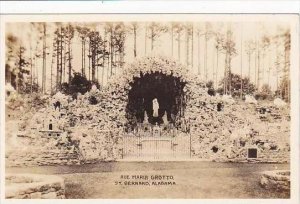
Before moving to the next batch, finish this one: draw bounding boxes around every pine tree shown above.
[128,22,139,58]
[214,32,224,89]
[245,40,256,93]
[147,22,168,52]
[222,25,237,95]
[76,25,90,77]
[173,23,184,61]
[185,23,193,68]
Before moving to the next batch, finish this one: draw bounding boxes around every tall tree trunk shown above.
[114,45,117,75]
[212,46,215,86]
[110,27,113,77]
[224,28,232,95]
[144,24,147,55]
[56,28,60,91]
[254,39,258,89]
[191,25,194,69]
[91,43,96,82]
[224,51,228,95]
[96,51,99,82]
[197,31,200,75]
[121,32,125,69]
[257,44,260,91]
[90,34,96,82]
[107,31,110,81]
[35,56,38,89]
[60,29,63,87]
[50,54,52,94]
[16,46,21,92]
[248,53,251,94]
[151,27,154,51]
[68,29,72,84]
[134,25,137,57]
[83,39,86,77]
[240,25,243,98]
[228,56,232,95]
[204,33,208,82]
[284,32,291,102]
[30,37,33,94]
[268,47,271,87]
[81,37,84,76]
[101,49,105,87]
[171,24,174,57]
[88,39,91,81]
[186,27,189,66]
[50,50,54,94]
[228,29,232,96]
[262,50,265,87]
[42,23,47,93]
[215,47,219,89]
[34,42,39,88]
[275,42,279,95]
[178,32,181,61]
[63,40,66,83]
[104,29,109,83]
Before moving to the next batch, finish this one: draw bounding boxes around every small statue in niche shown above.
[153,122,161,137]
[143,111,149,124]
[162,111,169,125]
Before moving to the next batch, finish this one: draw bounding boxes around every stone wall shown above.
[6,149,80,167]
[5,127,119,167]
[5,129,121,167]
[5,174,65,199]
[224,146,290,163]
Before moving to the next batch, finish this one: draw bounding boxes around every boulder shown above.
[222,95,235,104]
[274,98,287,107]
[245,95,257,104]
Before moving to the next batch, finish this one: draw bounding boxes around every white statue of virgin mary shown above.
[152,98,159,117]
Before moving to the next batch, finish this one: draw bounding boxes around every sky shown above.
[5,20,290,92]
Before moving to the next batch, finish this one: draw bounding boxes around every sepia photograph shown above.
[1,12,299,201]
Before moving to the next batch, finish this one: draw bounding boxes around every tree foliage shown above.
[218,73,256,97]
[276,77,290,102]
[206,80,216,96]
[255,84,273,100]
[5,34,30,91]
[61,72,99,99]
[147,22,168,50]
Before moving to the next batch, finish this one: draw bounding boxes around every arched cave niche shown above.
[125,71,186,129]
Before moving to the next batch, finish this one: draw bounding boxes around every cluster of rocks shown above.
[5,174,65,199]
[181,77,290,162]
[260,170,290,191]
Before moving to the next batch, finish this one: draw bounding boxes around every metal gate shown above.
[122,132,191,161]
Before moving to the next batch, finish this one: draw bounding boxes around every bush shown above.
[206,80,216,96]
[61,72,100,99]
[207,88,216,96]
[255,84,273,100]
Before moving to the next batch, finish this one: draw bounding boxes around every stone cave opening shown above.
[125,71,186,129]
